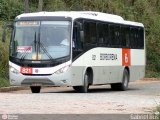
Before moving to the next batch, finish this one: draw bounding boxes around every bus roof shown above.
[16,11,144,27]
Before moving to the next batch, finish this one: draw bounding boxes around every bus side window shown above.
[84,21,97,45]
[104,23,109,46]
[97,23,105,46]
[121,26,125,47]
[72,20,84,59]
[139,28,144,49]
[109,24,121,47]
[73,26,77,48]
[130,27,135,49]
[114,25,121,47]
[97,23,109,47]
[109,24,115,47]
[134,28,139,48]
[126,27,130,48]
[73,26,82,50]
[121,26,130,48]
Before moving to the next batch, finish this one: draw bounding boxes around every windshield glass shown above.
[10,21,71,60]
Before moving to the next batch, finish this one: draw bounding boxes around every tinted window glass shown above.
[122,26,129,47]
[139,28,144,48]
[97,23,109,46]
[84,22,97,44]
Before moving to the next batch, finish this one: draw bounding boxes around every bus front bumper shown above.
[9,69,72,87]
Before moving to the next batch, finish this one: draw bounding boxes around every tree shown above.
[24,0,29,13]
[156,0,159,6]
[131,0,136,6]
[38,0,43,11]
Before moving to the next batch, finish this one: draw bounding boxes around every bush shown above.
[0,0,23,20]
[154,106,160,120]
[0,77,9,87]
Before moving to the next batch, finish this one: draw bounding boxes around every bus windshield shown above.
[11,21,71,60]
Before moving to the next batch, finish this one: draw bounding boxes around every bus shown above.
[3,11,145,93]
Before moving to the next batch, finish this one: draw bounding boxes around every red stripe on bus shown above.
[122,48,131,66]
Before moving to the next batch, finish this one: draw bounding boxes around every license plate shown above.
[20,67,32,74]
[31,83,42,86]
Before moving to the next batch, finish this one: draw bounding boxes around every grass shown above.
[0,21,10,88]
[154,106,160,120]
[0,77,9,88]
[146,70,160,78]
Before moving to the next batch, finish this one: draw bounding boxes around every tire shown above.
[30,86,41,93]
[73,72,89,93]
[72,86,81,92]
[111,69,129,91]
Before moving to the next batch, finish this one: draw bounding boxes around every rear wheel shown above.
[111,69,129,91]
[73,86,81,92]
[30,86,41,93]
[73,72,89,93]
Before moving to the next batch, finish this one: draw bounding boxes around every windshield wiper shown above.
[37,31,55,62]
[20,32,55,62]
[38,41,55,61]
[20,32,37,61]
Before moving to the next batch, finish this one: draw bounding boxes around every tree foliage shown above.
[0,0,23,20]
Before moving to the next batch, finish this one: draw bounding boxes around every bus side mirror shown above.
[80,31,84,42]
[75,21,83,30]
[2,23,13,42]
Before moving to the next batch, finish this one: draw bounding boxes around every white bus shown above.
[4,11,145,93]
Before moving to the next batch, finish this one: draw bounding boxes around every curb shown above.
[0,86,29,92]
[142,78,160,81]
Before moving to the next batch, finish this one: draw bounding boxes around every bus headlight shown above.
[54,65,70,74]
[9,66,19,74]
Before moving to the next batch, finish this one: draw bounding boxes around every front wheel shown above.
[111,69,129,91]
[73,72,89,93]
[30,86,41,93]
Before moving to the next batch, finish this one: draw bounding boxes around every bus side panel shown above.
[72,47,124,85]
[129,66,145,81]
[91,66,110,84]
[130,49,145,81]
[71,66,85,86]
[92,66,124,84]
[71,66,124,86]
[107,66,124,84]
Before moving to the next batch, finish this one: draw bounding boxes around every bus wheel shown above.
[111,69,129,91]
[30,86,41,93]
[73,72,89,93]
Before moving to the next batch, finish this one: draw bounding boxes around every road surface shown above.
[0,80,160,115]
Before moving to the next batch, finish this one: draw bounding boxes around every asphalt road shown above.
[0,80,160,120]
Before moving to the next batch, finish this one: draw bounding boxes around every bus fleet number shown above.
[20,67,32,74]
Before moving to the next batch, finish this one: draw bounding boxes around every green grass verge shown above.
[0,77,9,88]
[146,70,160,78]
[155,106,160,120]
